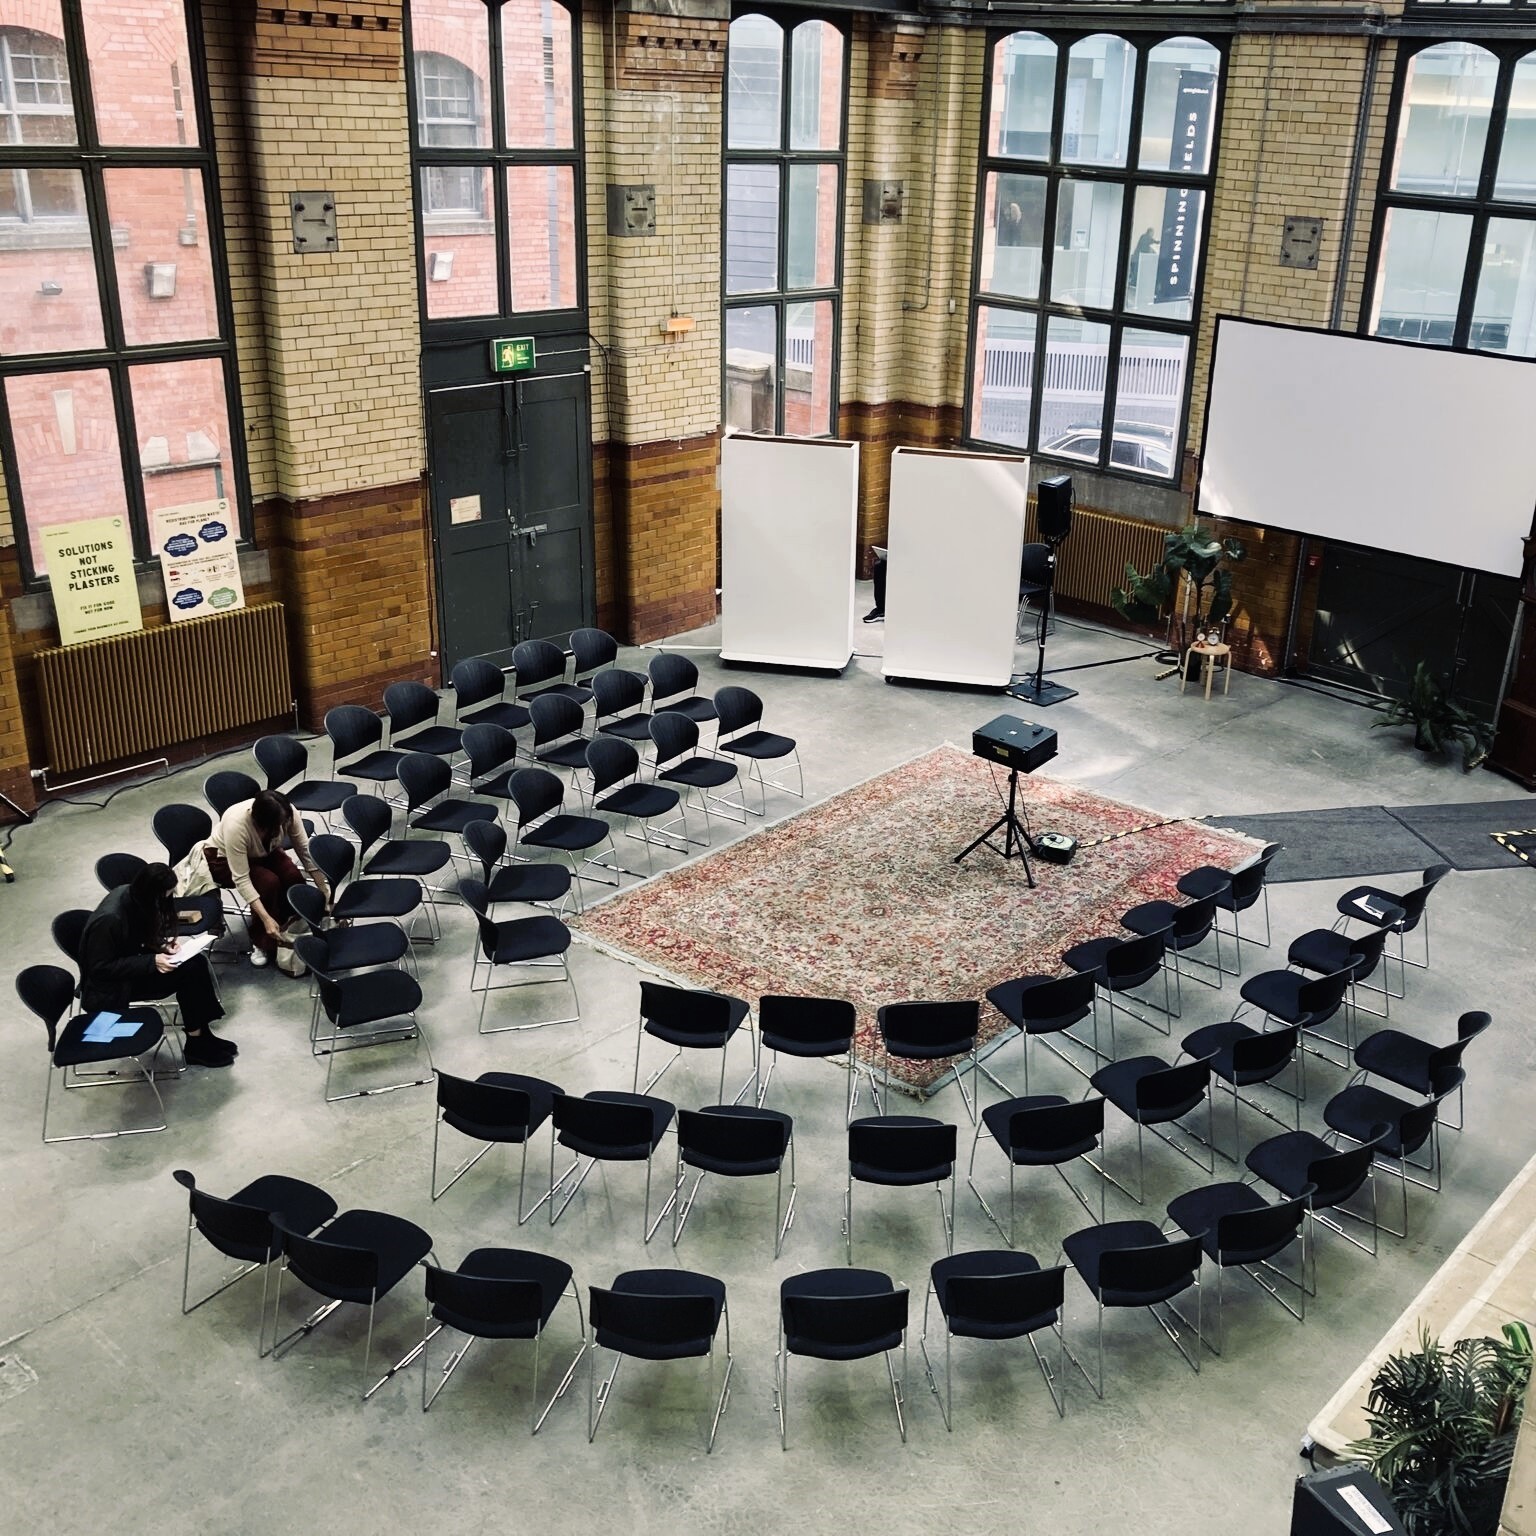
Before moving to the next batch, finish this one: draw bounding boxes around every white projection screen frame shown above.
[1197,318,1536,579]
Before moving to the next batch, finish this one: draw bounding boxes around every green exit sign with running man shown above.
[491,336,536,373]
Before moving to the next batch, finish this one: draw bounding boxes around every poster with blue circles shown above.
[151,499,245,623]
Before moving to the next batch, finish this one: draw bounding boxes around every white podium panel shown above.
[720,433,859,670]
[882,447,1028,687]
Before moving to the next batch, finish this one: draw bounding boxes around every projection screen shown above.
[1197,319,1536,579]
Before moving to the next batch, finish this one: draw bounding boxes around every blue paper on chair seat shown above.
[82,1011,140,1043]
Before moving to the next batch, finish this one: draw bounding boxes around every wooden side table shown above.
[1180,641,1232,700]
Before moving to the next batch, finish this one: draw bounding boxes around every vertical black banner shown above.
[1155,71,1215,305]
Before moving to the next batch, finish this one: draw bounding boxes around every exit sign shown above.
[491,336,536,373]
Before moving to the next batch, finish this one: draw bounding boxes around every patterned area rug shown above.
[575,744,1261,1096]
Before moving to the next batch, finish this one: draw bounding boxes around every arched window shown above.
[0,27,82,223]
[416,52,487,216]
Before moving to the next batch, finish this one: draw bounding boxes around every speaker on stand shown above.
[1009,474,1078,708]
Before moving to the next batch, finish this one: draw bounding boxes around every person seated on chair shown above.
[80,862,234,1067]
[864,545,888,624]
[206,789,329,968]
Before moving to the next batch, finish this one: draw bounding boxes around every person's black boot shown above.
[185,1033,235,1067]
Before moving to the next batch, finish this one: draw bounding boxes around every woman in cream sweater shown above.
[208,789,330,966]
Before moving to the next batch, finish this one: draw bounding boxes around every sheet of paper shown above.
[165,931,216,966]
[82,1012,123,1043]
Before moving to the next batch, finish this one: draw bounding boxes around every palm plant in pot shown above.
[1110,523,1246,675]
[1372,662,1493,772]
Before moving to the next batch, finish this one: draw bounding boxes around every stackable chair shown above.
[309,833,426,950]
[383,680,462,759]
[588,1270,732,1451]
[984,971,1104,1088]
[1245,1126,1388,1275]
[590,667,655,745]
[570,626,619,690]
[1287,925,1394,1020]
[672,1105,796,1255]
[203,768,260,818]
[421,1248,585,1424]
[633,980,756,1104]
[463,817,573,912]
[450,655,530,734]
[649,712,745,841]
[1350,1009,1490,1132]
[17,964,167,1144]
[154,801,241,941]
[713,685,803,814]
[529,693,593,783]
[288,882,412,975]
[921,1252,1067,1426]
[460,722,522,813]
[776,1270,908,1448]
[1178,1019,1304,1160]
[1175,843,1283,970]
[514,637,591,708]
[1121,891,1225,1000]
[324,704,406,793]
[459,877,578,1034]
[342,793,451,941]
[395,752,495,866]
[1017,542,1054,642]
[1061,930,1174,1033]
[1059,1221,1205,1395]
[1237,964,1355,1066]
[1164,1182,1311,1354]
[95,850,147,891]
[269,1206,436,1400]
[872,1000,982,1123]
[1089,1053,1217,1203]
[430,1068,563,1221]
[970,1095,1109,1240]
[548,1090,678,1242]
[172,1167,337,1355]
[756,994,859,1122]
[585,736,684,876]
[647,651,718,727]
[50,907,91,969]
[54,906,192,1043]
[846,1116,958,1262]
[254,734,352,825]
[507,766,620,910]
[1334,863,1452,995]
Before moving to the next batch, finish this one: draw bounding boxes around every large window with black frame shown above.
[722,9,846,437]
[407,0,581,325]
[1367,38,1536,357]
[0,0,245,585]
[968,31,1222,481]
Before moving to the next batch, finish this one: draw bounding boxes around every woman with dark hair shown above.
[206,788,329,966]
[79,863,233,1067]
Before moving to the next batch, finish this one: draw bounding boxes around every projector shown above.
[971,715,1058,775]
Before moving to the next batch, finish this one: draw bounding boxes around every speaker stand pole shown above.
[954,767,1036,886]
[1008,548,1078,707]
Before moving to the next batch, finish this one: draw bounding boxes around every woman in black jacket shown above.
[79,863,235,1068]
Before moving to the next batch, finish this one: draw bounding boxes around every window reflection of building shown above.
[0,28,84,230]
[416,51,486,217]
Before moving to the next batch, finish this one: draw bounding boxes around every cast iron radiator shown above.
[1024,503,1170,610]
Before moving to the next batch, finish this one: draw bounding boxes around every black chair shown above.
[462,818,573,910]
[269,1207,435,1399]
[1335,863,1452,993]
[430,1068,563,1220]
[152,801,213,868]
[756,994,858,1122]
[508,765,620,910]
[203,768,260,819]
[588,1269,731,1451]
[846,1116,957,1263]
[777,1269,908,1448]
[291,935,432,1105]
[1177,842,1283,968]
[450,655,530,734]
[713,685,803,814]
[585,735,684,877]
[1238,964,1355,1066]
[514,637,592,707]
[94,850,146,891]
[649,710,745,841]
[633,979,756,1104]
[172,1167,336,1355]
[1351,1009,1490,1132]
[1089,1053,1217,1203]
[459,877,577,1034]
[1121,890,1225,1000]
[1061,929,1174,1033]
[324,703,406,789]
[309,832,425,942]
[1287,925,1394,1021]
[54,905,197,1038]
[342,793,451,940]
[984,970,1104,1090]
[16,964,167,1144]
[1059,1221,1204,1396]
[873,999,982,1123]
[648,651,718,726]
[254,734,353,822]
[421,1248,584,1425]
[395,751,495,865]
[1017,541,1053,643]
[1245,1126,1389,1273]
[383,680,462,758]
[549,1090,678,1242]
[1164,1182,1311,1354]
[460,721,522,811]
[569,626,619,688]
[529,693,593,779]
[591,667,655,745]
[287,881,411,974]
[970,1095,1108,1241]
[1178,1020,1304,1161]
[922,1252,1066,1426]
[672,1105,796,1255]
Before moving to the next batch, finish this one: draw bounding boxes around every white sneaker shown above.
[249,948,270,968]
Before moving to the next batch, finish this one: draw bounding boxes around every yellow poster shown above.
[41,515,143,648]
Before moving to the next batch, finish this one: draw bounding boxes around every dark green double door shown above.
[427,370,594,672]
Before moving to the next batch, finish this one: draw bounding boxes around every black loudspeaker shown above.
[1290,1466,1405,1535]
[1037,474,1073,544]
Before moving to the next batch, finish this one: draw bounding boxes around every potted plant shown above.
[1372,662,1493,772]
[1347,1321,1532,1536]
[1110,523,1246,673]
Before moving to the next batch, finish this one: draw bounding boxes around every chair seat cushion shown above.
[461,701,531,733]
[781,1268,901,1360]
[1286,929,1357,977]
[1090,1057,1202,1122]
[982,1095,1093,1165]
[432,1246,572,1339]
[363,840,452,878]
[321,923,411,972]
[525,683,593,708]
[523,814,609,853]
[1336,886,1409,930]
[440,1071,561,1144]
[489,915,571,964]
[302,1208,433,1301]
[174,893,227,938]
[535,740,591,771]
[1062,1221,1193,1306]
[485,864,573,905]
[1061,936,1116,979]
[598,715,655,742]
[330,968,423,1028]
[340,750,406,783]
[1323,1085,1412,1157]
[1179,1020,1263,1086]
[930,1250,1057,1339]
[559,1091,674,1159]
[217,1175,337,1262]
[660,758,737,790]
[289,780,353,814]
[393,725,462,757]
[1238,969,1312,1024]
[599,1267,723,1359]
[1121,900,1178,938]
[1165,1182,1273,1264]
[1354,1030,1438,1093]
[655,697,717,724]
[761,1028,850,1059]
[332,879,420,921]
[597,783,678,819]
[413,800,497,834]
[721,729,795,761]
[1244,1130,1338,1201]
[54,1008,164,1067]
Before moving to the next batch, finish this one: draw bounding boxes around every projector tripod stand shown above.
[953,766,1035,886]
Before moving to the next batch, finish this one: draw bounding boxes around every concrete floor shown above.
[2,599,1532,1536]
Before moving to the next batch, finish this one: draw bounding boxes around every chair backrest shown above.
[309,833,355,891]
[648,651,700,704]
[1230,1024,1300,1079]
[757,994,856,1051]
[384,680,439,738]
[95,851,147,892]
[591,667,647,725]
[463,817,508,880]
[1394,864,1452,930]
[451,656,506,715]
[1171,892,1219,941]
[1212,1189,1311,1263]
[324,704,384,764]
[271,1213,379,1300]
[342,793,392,855]
[1347,926,1391,977]
[1008,1096,1105,1156]
[586,734,640,796]
[514,639,567,693]
[1098,1232,1203,1301]
[287,881,327,936]
[292,933,335,980]
[530,692,584,749]
[678,1106,791,1167]
[878,1000,980,1055]
[639,980,739,1041]
[457,878,499,955]
[1019,542,1052,587]
[397,751,450,813]
[1297,968,1353,1021]
[153,802,213,866]
[944,1263,1065,1331]
[172,1169,286,1259]
[1305,1132,1387,1208]
[569,627,618,679]
[589,1283,719,1356]
[51,907,91,964]
[553,1092,660,1152]
[1397,1084,1455,1157]
[648,710,699,768]
[1104,930,1166,986]
[16,964,76,1050]
[848,1117,957,1178]
[1013,970,1097,1025]
[509,765,565,828]
[462,721,517,783]
[781,1272,907,1355]
[1228,844,1282,906]
[1135,1057,1211,1114]
[714,686,763,739]
[436,1068,539,1132]
[426,1263,547,1332]
[254,734,307,791]
[1454,1009,1493,1050]
[204,770,260,819]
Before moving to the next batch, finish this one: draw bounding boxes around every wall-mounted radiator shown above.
[1024,505,1169,611]
[35,601,292,775]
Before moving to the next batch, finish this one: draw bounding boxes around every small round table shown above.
[1180,641,1232,700]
